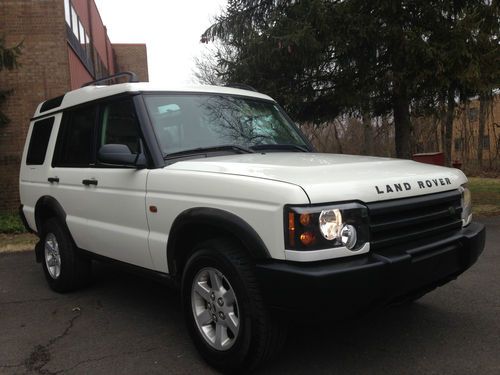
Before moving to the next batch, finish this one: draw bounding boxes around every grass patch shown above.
[0,213,34,252]
[0,212,27,234]
[0,233,37,253]
[468,177,500,217]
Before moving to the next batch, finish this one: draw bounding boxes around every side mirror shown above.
[98,144,147,168]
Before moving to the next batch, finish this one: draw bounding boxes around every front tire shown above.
[181,238,286,372]
[41,217,91,293]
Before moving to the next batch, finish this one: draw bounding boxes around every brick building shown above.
[0,0,149,212]
[452,94,499,168]
[413,92,499,171]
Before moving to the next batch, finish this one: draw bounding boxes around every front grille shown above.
[367,190,463,251]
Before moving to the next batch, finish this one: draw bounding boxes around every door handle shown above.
[47,177,59,183]
[82,179,98,186]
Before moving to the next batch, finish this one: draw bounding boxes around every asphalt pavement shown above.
[0,217,499,374]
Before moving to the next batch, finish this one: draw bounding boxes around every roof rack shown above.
[81,71,139,87]
[224,83,258,92]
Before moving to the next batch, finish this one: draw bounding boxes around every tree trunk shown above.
[362,108,373,156]
[443,87,456,166]
[393,82,412,159]
[333,120,343,154]
[477,91,490,169]
[440,98,446,156]
[434,116,440,152]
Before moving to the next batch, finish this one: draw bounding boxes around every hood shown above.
[166,153,467,204]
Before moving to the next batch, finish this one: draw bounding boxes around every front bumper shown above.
[255,222,485,318]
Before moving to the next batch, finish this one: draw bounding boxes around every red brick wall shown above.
[0,1,148,212]
[68,47,93,89]
[72,0,91,31]
[87,0,109,70]
[113,44,149,82]
[72,0,115,74]
[0,0,70,212]
[106,33,116,75]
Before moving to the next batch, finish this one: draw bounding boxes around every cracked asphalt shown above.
[0,217,499,375]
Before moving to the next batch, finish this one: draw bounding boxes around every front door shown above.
[83,97,152,269]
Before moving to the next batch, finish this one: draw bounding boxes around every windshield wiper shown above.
[165,144,254,160]
[250,144,309,152]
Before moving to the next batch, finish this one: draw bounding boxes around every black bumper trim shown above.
[255,222,485,318]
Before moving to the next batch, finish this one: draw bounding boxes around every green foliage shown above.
[468,177,500,216]
[0,37,23,127]
[0,213,27,234]
[0,37,22,71]
[200,0,500,159]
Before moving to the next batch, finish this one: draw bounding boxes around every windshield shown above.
[143,94,308,156]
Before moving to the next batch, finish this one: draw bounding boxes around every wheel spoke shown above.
[222,287,236,306]
[215,323,224,349]
[196,309,213,326]
[208,269,223,291]
[194,282,211,302]
[226,312,239,335]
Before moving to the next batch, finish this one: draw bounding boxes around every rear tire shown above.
[41,217,91,293]
[181,238,286,372]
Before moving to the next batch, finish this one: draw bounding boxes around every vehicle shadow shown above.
[83,260,472,375]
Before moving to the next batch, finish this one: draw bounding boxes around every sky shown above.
[94,0,227,85]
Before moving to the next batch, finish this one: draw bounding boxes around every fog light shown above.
[319,209,342,240]
[340,224,357,250]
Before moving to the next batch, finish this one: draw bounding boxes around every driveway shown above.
[1,217,499,374]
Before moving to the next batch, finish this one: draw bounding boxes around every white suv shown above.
[19,73,485,372]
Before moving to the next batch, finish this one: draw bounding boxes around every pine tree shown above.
[0,38,23,126]
[200,0,500,160]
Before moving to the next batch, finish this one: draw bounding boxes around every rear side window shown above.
[26,117,54,165]
[53,105,97,167]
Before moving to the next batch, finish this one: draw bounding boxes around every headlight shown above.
[285,202,369,251]
[460,184,472,226]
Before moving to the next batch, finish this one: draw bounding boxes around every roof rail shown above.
[224,83,258,92]
[81,71,139,87]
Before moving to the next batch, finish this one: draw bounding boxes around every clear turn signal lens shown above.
[461,185,472,227]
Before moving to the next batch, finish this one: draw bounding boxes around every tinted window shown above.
[99,99,141,157]
[53,106,96,167]
[26,117,54,165]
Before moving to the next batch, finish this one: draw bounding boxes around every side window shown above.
[26,117,54,165]
[98,98,141,157]
[53,105,97,167]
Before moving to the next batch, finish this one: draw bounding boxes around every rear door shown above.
[50,105,98,251]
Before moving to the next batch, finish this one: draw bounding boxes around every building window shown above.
[482,135,490,150]
[85,31,91,59]
[468,108,478,122]
[71,6,79,40]
[64,0,71,25]
[79,21,85,49]
[65,2,95,78]
[454,137,463,151]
